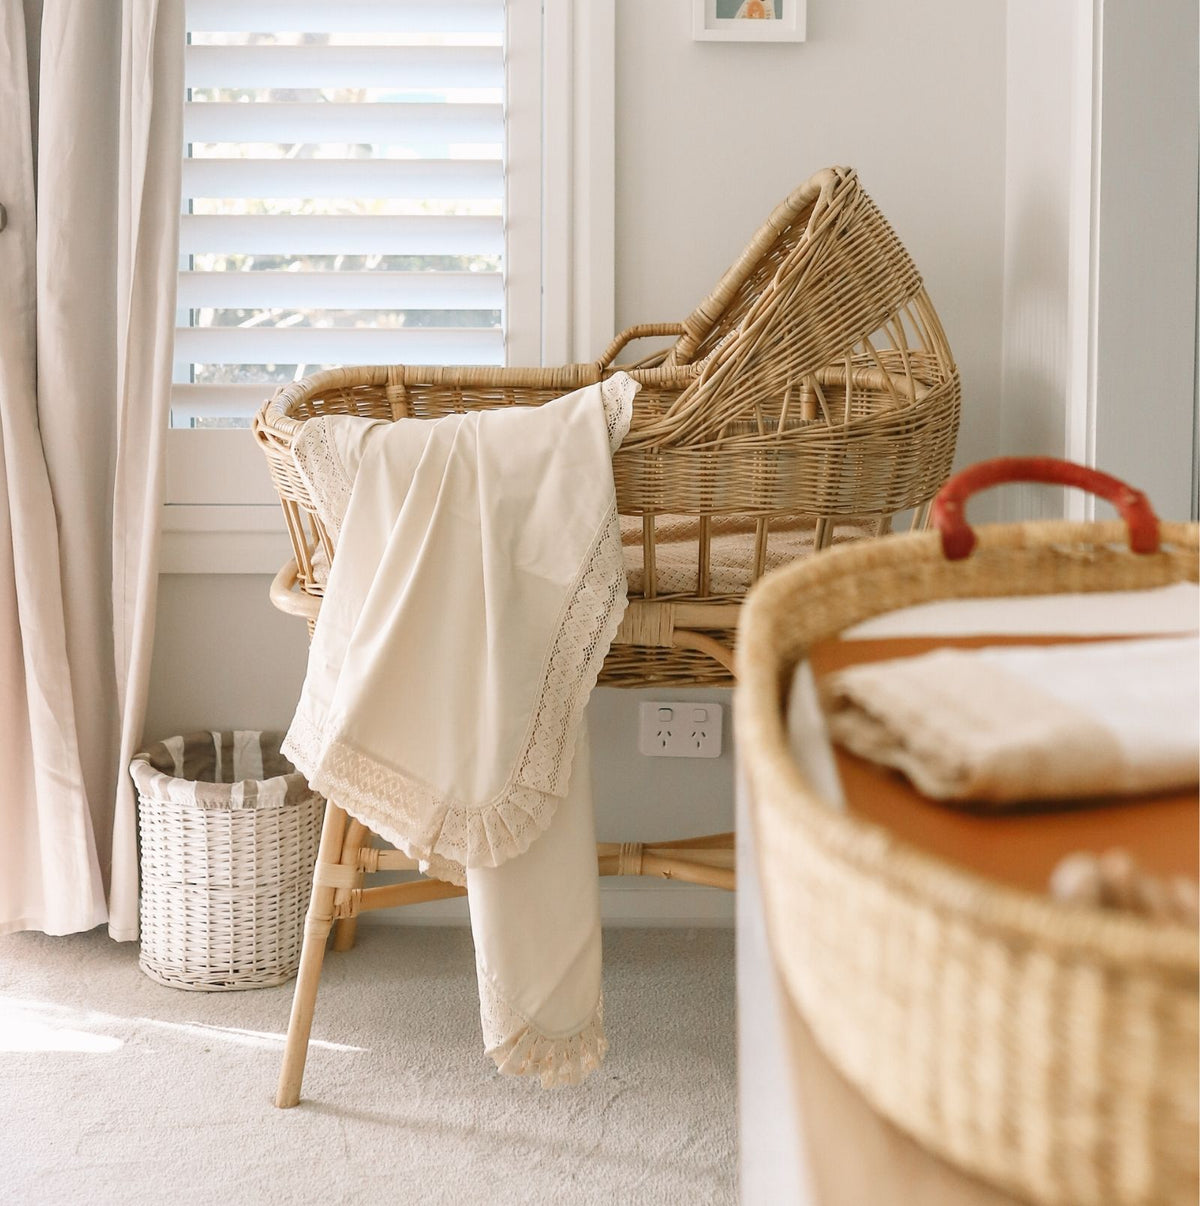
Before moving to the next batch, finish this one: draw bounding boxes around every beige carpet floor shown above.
[0,926,734,1206]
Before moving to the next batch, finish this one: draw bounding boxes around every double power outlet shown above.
[637,701,723,759]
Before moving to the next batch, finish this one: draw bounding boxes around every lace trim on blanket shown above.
[281,497,629,874]
[601,371,636,452]
[281,711,461,886]
[477,966,607,1088]
[290,416,355,545]
[513,502,627,801]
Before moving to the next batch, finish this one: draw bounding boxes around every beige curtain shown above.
[0,0,183,939]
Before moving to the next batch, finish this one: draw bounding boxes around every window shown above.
[176,0,507,428]
[163,1,613,571]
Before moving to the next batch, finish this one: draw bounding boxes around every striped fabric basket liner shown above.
[131,731,324,991]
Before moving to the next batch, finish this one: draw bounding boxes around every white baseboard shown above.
[357,880,734,929]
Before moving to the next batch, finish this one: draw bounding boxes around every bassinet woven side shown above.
[736,520,1200,1206]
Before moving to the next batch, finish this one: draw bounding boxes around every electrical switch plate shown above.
[638,701,723,758]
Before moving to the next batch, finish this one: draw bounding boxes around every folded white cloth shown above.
[822,636,1200,805]
[283,374,638,1084]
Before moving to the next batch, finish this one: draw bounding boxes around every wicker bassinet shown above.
[254,165,960,684]
[736,459,1200,1206]
[253,165,963,1109]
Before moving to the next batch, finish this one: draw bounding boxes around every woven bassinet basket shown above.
[131,731,324,991]
[736,459,1200,1206]
[253,166,960,686]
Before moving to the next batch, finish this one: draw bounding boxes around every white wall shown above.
[1090,0,1198,521]
[1000,0,1199,523]
[614,0,1008,476]
[145,0,1010,925]
[999,0,1080,519]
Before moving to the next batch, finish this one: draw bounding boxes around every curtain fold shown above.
[0,0,183,939]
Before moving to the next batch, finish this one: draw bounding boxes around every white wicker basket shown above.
[131,731,324,991]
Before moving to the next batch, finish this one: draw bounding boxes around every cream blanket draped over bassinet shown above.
[282,375,638,1086]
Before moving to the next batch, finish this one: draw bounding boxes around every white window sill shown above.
[160,504,290,575]
[161,429,289,574]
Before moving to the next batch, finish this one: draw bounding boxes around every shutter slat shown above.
[183,157,501,199]
[180,214,502,254]
[175,325,503,364]
[185,0,504,35]
[185,44,503,88]
[185,102,502,144]
[179,270,502,309]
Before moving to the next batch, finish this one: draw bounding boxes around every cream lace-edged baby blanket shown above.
[282,374,638,1086]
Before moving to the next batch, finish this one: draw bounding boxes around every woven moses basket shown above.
[736,459,1200,1206]
[253,166,960,682]
[131,731,324,991]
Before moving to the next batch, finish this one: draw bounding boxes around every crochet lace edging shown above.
[510,375,635,802]
[290,416,354,545]
[478,968,607,1088]
[513,502,628,803]
[601,371,637,452]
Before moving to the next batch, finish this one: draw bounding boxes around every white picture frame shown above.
[692,0,806,43]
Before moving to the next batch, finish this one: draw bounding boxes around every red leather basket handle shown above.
[931,456,1160,561]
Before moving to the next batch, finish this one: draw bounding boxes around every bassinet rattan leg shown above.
[275,801,347,1109]
[332,914,359,952]
[330,911,359,950]
[332,818,368,952]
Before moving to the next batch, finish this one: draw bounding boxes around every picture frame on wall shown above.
[692,0,807,42]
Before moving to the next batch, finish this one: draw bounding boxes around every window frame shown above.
[160,0,615,574]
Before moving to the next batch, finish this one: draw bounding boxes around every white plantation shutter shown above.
[175,0,508,426]
[161,1,613,574]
